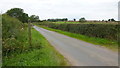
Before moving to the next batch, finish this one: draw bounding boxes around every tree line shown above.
[5,8,116,23]
[6,8,40,23]
[47,18,68,22]
[45,17,86,22]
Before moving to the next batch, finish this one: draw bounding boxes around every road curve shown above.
[33,26,118,66]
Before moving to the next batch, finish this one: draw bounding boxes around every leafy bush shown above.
[6,8,29,23]
[2,14,29,56]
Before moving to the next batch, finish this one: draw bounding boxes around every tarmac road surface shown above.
[34,26,118,66]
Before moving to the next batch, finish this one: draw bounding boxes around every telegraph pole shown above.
[28,19,32,46]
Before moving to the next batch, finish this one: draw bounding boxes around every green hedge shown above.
[2,14,29,56]
[38,22,119,40]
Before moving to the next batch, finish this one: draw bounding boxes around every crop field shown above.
[52,21,118,24]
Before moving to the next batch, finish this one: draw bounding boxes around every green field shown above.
[52,21,118,24]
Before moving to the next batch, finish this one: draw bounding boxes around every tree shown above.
[63,18,68,21]
[30,15,40,22]
[111,18,115,21]
[74,19,76,21]
[47,18,68,22]
[79,17,86,23]
[108,18,115,22]
[19,13,29,23]
[102,20,105,21]
[6,8,29,23]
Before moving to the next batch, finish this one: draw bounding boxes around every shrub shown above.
[2,14,29,56]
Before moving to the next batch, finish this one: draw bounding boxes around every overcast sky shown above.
[0,0,119,20]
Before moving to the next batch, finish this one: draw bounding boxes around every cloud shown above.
[0,0,119,20]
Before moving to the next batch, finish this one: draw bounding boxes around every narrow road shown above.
[33,26,118,66]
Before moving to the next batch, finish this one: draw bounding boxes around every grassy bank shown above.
[3,28,69,66]
[37,25,118,51]
[2,15,69,66]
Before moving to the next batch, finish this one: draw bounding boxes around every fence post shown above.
[28,19,32,46]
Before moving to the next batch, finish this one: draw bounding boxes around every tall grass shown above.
[3,28,69,66]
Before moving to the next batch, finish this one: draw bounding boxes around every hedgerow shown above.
[37,22,119,41]
[2,14,28,56]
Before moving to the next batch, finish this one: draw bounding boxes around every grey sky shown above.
[0,0,119,20]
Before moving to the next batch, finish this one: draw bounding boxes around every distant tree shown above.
[42,20,47,22]
[79,17,86,23]
[47,18,68,22]
[74,19,76,21]
[30,15,40,22]
[6,8,29,23]
[108,19,110,21]
[102,20,104,21]
[108,18,115,22]
[63,18,68,21]
[111,18,115,21]
[20,13,29,23]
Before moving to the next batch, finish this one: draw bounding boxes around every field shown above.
[2,8,119,66]
[52,21,118,24]
[1,3,119,66]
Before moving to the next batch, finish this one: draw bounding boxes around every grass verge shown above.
[37,25,118,51]
[3,28,69,66]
